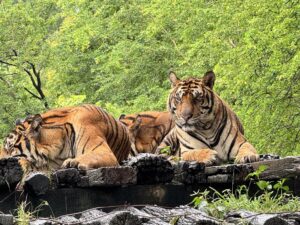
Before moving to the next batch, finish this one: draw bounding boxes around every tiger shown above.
[1,104,131,171]
[156,71,259,165]
[119,111,175,154]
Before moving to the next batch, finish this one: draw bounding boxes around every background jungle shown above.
[0,0,299,156]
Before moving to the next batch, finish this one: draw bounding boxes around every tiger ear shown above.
[203,71,215,89]
[29,114,43,134]
[130,115,142,133]
[119,114,126,120]
[15,118,23,126]
[169,71,180,88]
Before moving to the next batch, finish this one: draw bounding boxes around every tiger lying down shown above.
[119,111,175,154]
[155,71,259,165]
[0,105,131,171]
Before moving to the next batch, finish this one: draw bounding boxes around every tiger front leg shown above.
[235,142,259,164]
[182,149,220,166]
[62,142,119,170]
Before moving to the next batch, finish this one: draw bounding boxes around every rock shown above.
[24,172,50,196]
[173,161,206,184]
[79,209,106,224]
[169,206,220,225]
[113,207,151,223]
[207,174,230,183]
[259,154,281,161]
[57,215,80,224]
[225,211,291,225]
[30,219,52,225]
[250,214,289,225]
[280,212,300,224]
[142,205,220,225]
[86,166,137,186]
[51,168,80,187]
[100,211,142,225]
[76,175,89,187]
[125,154,174,184]
[117,207,168,225]
[0,157,23,188]
[225,210,256,224]
[0,213,14,225]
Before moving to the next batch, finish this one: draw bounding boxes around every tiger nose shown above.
[182,109,193,122]
[182,113,193,122]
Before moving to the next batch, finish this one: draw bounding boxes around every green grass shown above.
[15,202,31,225]
[192,186,300,219]
[192,167,300,219]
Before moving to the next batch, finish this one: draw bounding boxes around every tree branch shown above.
[0,59,16,67]
[24,87,42,100]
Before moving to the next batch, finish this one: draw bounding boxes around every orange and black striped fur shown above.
[1,105,131,171]
[119,111,175,154]
[156,71,259,165]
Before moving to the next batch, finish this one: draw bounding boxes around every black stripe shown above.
[138,114,156,119]
[186,130,211,148]
[210,105,228,147]
[44,114,67,119]
[14,143,24,156]
[179,140,193,149]
[25,138,31,152]
[82,137,90,154]
[222,117,233,146]
[238,141,246,149]
[91,141,103,151]
[227,131,238,160]
[110,117,119,151]
[208,91,214,113]
[124,116,135,121]
[42,126,64,130]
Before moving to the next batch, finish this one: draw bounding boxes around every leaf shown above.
[256,180,270,191]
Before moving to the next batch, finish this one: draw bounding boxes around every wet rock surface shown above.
[124,154,174,184]
[24,172,50,196]
[0,213,14,225]
[25,206,300,225]
[0,154,292,190]
[86,166,137,186]
[225,210,300,225]
[0,157,23,188]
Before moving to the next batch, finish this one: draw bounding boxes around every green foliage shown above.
[15,201,51,225]
[192,166,298,218]
[159,146,171,155]
[246,164,268,180]
[0,0,299,155]
[192,184,300,219]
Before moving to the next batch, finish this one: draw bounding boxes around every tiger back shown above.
[156,71,259,165]
[1,104,131,171]
[119,111,174,154]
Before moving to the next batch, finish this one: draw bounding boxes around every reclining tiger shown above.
[0,104,131,171]
[119,111,175,154]
[156,71,259,165]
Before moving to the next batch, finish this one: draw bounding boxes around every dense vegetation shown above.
[0,0,299,155]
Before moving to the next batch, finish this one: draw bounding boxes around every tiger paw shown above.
[18,158,32,173]
[61,158,89,170]
[182,149,219,166]
[235,150,259,164]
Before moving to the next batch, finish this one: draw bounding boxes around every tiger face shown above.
[119,112,174,154]
[168,71,215,131]
[2,116,40,159]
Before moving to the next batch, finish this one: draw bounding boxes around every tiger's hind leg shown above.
[182,149,220,166]
[235,142,259,164]
[62,141,118,170]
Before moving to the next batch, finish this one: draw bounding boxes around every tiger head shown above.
[168,71,216,131]
[119,114,148,153]
[119,112,174,154]
[1,114,42,159]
